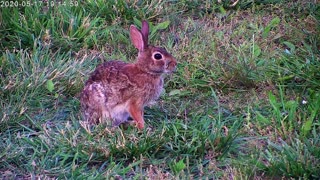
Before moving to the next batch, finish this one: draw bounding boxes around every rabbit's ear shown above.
[141,20,149,45]
[130,25,146,51]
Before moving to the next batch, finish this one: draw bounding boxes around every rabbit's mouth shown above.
[150,66,174,74]
[164,60,177,73]
[164,68,176,74]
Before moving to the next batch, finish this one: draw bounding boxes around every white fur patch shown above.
[103,101,130,126]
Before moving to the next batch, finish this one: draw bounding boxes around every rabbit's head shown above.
[130,21,177,75]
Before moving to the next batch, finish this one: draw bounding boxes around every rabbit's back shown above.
[86,60,163,103]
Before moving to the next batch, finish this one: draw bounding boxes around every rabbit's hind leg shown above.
[80,82,108,124]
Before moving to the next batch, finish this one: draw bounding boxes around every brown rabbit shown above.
[80,20,177,130]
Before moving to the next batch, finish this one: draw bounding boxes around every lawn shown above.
[0,0,319,179]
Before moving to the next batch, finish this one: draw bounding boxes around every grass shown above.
[1,0,320,179]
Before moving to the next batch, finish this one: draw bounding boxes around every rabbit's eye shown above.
[154,53,162,60]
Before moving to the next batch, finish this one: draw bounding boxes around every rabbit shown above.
[80,20,177,130]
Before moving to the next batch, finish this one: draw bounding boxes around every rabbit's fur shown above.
[80,21,177,129]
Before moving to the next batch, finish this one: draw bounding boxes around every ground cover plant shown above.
[1,0,319,179]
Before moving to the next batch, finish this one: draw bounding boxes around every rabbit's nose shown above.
[170,59,177,67]
[168,60,177,71]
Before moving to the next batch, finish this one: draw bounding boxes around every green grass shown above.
[1,0,320,179]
